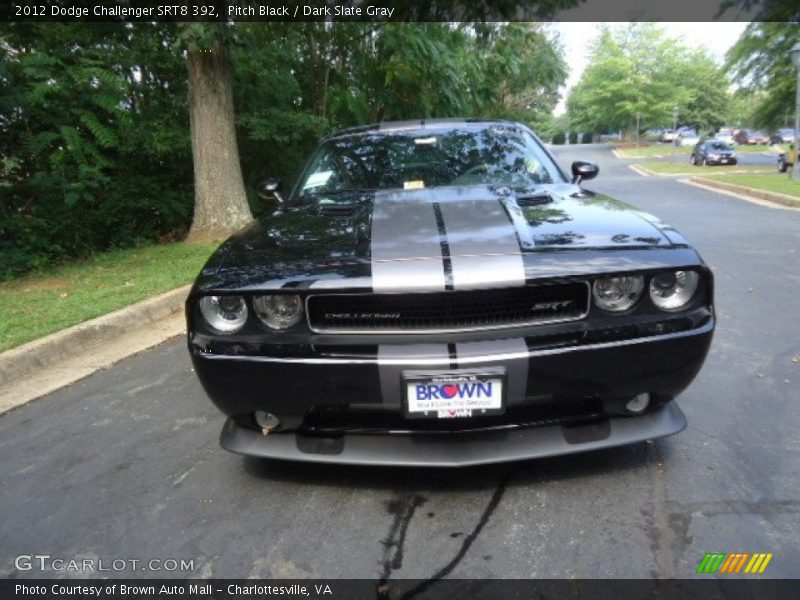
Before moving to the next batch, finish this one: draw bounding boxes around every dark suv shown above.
[691,140,737,166]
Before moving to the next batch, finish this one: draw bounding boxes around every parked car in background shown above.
[734,129,769,145]
[691,140,737,166]
[714,128,735,144]
[659,129,677,143]
[187,119,715,466]
[771,128,796,145]
[644,128,665,141]
[675,129,700,147]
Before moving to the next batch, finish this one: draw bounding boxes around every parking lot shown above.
[1,144,798,581]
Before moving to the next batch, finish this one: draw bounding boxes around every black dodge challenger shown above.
[187,120,715,466]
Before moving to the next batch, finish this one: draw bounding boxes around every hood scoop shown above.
[319,204,357,217]
[515,193,553,207]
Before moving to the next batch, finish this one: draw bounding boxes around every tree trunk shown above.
[186,35,252,243]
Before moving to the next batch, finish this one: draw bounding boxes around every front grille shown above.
[306,281,589,333]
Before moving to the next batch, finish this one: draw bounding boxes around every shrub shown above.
[581,132,593,144]
[568,131,578,144]
[552,132,566,145]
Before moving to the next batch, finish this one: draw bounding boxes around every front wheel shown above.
[778,159,788,173]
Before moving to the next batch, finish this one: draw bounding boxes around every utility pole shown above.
[791,43,800,180]
[671,106,679,165]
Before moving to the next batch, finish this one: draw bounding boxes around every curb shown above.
[0,285,191,389]
[688,177,800,209]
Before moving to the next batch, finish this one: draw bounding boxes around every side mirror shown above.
[256,177,284,203]
[571,161,599,184]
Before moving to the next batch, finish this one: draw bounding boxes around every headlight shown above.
[253,294,304,330]
[649,270,700,311]
[592,275,644,312]
[199,295,248,333]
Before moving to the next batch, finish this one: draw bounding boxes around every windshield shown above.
[707,141,732,151]
[294,125,564,199]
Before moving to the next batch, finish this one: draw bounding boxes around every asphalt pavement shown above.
[2,145,798,581]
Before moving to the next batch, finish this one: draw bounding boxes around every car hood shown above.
[197,184,685,292]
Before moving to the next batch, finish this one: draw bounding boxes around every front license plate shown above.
[403,369,506,419]
[720,159,729,163]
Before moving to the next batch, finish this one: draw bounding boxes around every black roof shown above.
[327,118,520,140]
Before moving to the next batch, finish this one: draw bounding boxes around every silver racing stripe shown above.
[378,344,450,407]
[309,276,372,290]
[455,338,530,408]
[437,197,526,290]
[371,190,446,292]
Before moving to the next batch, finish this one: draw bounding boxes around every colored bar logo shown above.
[696,552,773,574]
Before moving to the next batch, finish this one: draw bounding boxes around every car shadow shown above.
[241,438,672,493]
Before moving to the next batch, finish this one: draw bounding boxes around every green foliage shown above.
[1,21,568,279]
[725,23,799,129]
[0,22,192,279]
[568,131,578,144]
[567,24,731,136]
[581,132,593,144]
[552,132,566,145]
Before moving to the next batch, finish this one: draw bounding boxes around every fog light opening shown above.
[255,411,280,436]
[625,395,650,414]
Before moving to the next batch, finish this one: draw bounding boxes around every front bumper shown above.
[220,401,687,467]
[190,318,714,418]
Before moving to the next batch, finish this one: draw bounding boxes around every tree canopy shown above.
[0,22,567,279]
[566,24,731,135]
[725,22,799,129]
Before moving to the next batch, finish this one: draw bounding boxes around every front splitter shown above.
[219,401,687,467]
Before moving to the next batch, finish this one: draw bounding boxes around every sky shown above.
[550,22,750,115]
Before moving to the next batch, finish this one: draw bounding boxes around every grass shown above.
[637,161,774,176]
[0,241,218,352]
[616,145,690,158]
[697,173,800,198]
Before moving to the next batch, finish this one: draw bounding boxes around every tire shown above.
[702,158,708,166]
[779,160,787,173]
[691,155,697,165]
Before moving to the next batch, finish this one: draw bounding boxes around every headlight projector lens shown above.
[592,275,644,312]
[199,295,248,333]
[650,270,699,310]
[253,294,304,330]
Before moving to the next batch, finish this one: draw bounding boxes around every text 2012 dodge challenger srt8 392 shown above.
[187,120,714,467]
